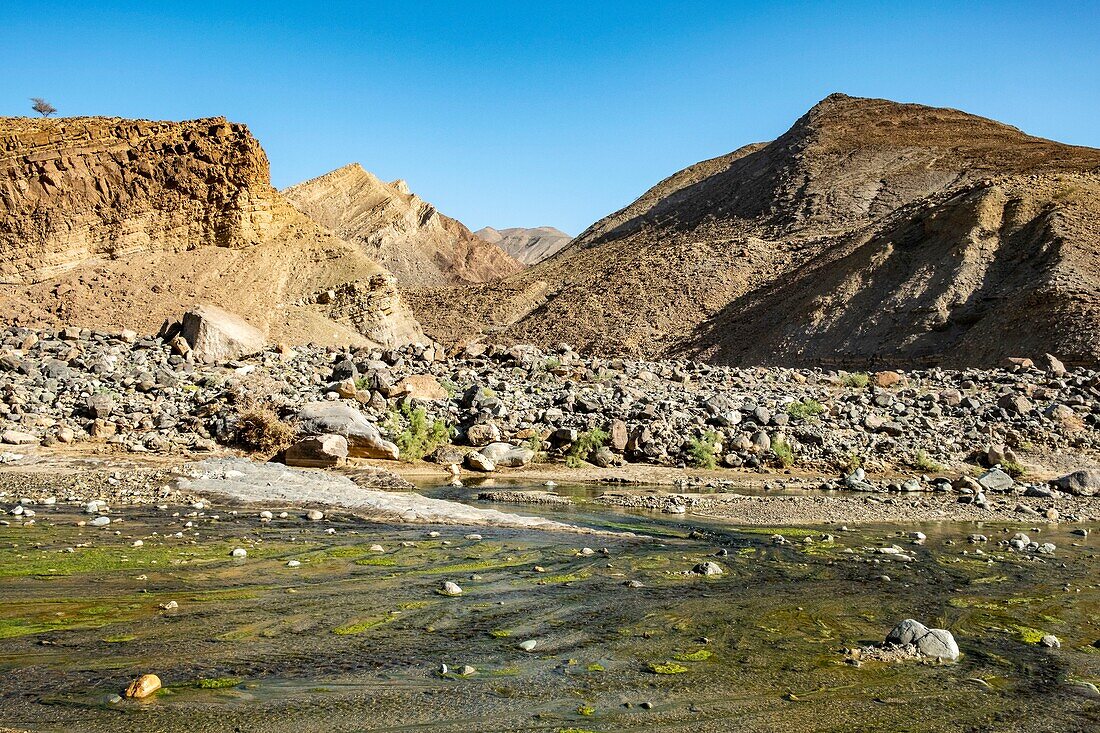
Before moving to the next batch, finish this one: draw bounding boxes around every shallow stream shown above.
[0,480,1097,732]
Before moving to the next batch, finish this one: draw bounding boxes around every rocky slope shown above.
[474,226,572,265]
[283,164,521,286]
[0,116,422,347]
[436,95,1100,368]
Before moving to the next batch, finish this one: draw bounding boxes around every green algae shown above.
[333,613,398,635]
[194,677,243,689]
[648,661,689,674]
[673,648,713,661]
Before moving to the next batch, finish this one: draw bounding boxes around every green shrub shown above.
[772,436,794,468]
[1001,460,1026,478]
[841,372,870,388]
[385,404,452,462]
[566,428,609,467]
[913,449,943,473]
[687,431,720,469]
[840,452,863,473]
[786,398,824,421]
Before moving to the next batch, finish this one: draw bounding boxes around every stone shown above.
[285,434,349,468]
[1,430,37,445]
[1042,353,1066,377]
[1040,635,1061,648]
[1052,469,1100,497]
[297,402,398,459]
[465,422,501,446]
[124,674,162,699]
[479,442,534,467]
[392,374,449,401]
[465,451,495,472]
[231,548,248,558]
[977,468,1014,492]
[441,581,463,596]
[518,640,537,652]
[692,561,724,576]
[885,619,929,645]
[608,419,629,452]
[179,304,266,364]
[997,394,1033,414]
[915,629,960,661]
[873,371,902,388]
[306,509,325,521]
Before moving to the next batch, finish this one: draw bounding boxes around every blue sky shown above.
[2,1,1097,233]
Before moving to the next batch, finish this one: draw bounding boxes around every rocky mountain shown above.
[283,164,521,286]
[430,94,1100,367]
[474,226,572,265]
[0,116,422,346]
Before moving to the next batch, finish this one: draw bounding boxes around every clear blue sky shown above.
[2,1,1097,234]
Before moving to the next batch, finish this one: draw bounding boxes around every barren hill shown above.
[0,116,422,346]
[424,94,1100,367]
[474,226,572,265]
[283,164,521,286]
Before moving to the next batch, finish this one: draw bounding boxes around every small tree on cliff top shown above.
[31,98,56,117]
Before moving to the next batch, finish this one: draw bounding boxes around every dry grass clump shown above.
[236,407,295,454]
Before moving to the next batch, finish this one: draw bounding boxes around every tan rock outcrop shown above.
[0,116,423,348]
[283,164,521,286]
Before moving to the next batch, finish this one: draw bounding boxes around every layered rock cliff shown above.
[0,116,422,346]
[474,226,572,265]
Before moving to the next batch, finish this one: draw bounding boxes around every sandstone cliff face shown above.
[283,164,521,286]
[474,226,572,265]
[0,117,422,347]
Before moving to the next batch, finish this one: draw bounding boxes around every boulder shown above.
[466,422,501,446]
[977,468,1014,492]
[285,434,349,468]
[916,629,960,661]
[480,442,534,468]
[873,371,902,388]
[393,374,449,401]
[1042,353,1066,377]
[608,419,629,452]
[296,402,398,460]
[465,451,495,472]
[1,430,38,445]
[180,304,265,364]
[886,619,929,645]
[997,394,1033,414]
[1052,469,1100,497]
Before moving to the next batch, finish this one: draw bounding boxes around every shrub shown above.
[386,404,452,462]
[840,452,863,473]
[787,398,824,421]
[841,372,870,388]
[687,431,720,469]
[565,428,609,467]
[772,436,794,468]
[1001,460,1026,478]
[913,449,943,473]
[236,408,295,454]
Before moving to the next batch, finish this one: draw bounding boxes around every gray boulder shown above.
[977,468,1014,492]
[916,629,960,661]
[480,442,534,468]
[885,619,929,645]
[180,304,265,364]
[1052,469,1100,497]
[465,451,495,472]
[296,402,398,460]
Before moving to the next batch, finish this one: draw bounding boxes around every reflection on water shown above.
[0,482,1097,732]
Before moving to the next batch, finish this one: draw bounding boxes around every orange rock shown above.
[124,674,161,699]
[873,371,902,388]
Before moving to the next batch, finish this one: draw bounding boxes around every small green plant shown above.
[353,376,370,391]
[542,356,562,372]
[841,372,870,388]
[772,436,794,468]
[840,452,863,473]
[687,430,720,469]
[913,449,943,473]
[576,704,595,716]
[385,404,452,462]
[565,428,609,467]
[1001,460,1026,478]
[786,398,824,421]
[195,677,242,689]
[648,661,689,674]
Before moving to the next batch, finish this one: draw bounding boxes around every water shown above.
[0,481,1097,732]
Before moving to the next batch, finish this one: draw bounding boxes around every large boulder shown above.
[180,304,265,364]
[296,402,398,460]
[885,619,959,661]
[480,442,535,468]
[1052,469,1100,497]
[885,619,929,645]
[285,434,349,468]
[392,375,449,401]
